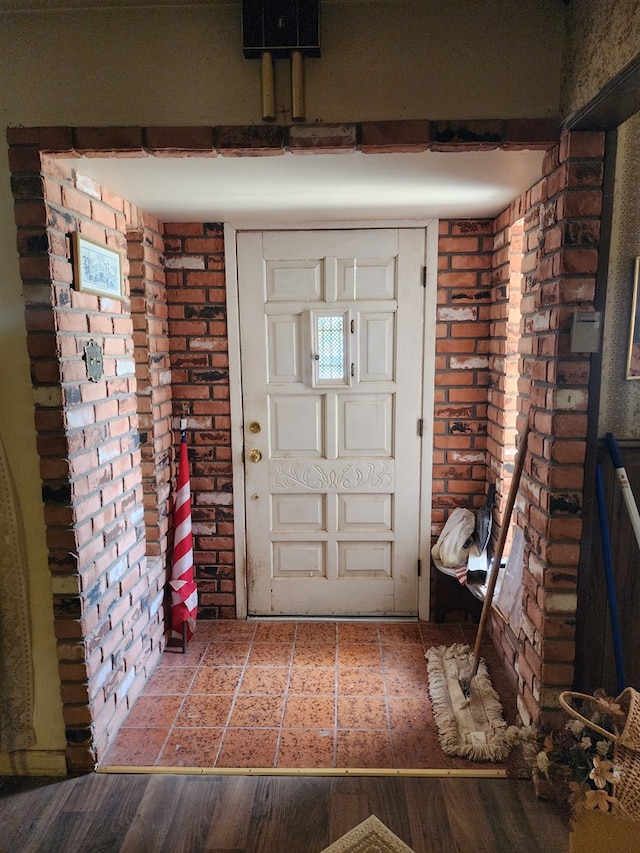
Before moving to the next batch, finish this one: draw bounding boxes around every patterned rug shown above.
[321,815,414,853]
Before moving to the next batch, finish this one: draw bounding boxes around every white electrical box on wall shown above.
[570,310,602,353]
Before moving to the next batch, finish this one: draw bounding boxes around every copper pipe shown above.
[291,50,305,122]
[261,51,275,122]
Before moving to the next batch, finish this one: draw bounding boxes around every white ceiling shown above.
[62,149,546,225]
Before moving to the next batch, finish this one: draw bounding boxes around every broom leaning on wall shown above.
[426,412,532,761]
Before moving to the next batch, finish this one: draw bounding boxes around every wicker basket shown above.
[559,688,640,821]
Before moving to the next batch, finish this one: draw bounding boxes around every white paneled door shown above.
[237,228,426,616]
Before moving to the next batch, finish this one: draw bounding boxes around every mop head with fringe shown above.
[426,643,510,762]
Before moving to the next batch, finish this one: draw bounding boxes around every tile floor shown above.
[101,620,516,771]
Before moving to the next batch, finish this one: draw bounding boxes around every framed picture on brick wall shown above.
[627,256,640,379]
[73,233,124,299]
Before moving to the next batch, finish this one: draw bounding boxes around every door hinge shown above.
[417,558,422,577]
[418,418,423,437]
[422,266,427,287]
[351,362,355,377]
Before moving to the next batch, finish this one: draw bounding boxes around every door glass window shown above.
[317,315,345,380]
[303,309,352,387]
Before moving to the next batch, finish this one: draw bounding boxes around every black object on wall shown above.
[242,0,320,59]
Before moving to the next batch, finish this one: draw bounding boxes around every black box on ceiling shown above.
[242,0,320,59]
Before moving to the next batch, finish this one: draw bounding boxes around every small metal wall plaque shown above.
[83,339,104,382]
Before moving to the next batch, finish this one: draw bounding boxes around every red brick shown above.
[562,190,602,218]
[144,126,215,155]
[73,126,145,154]
[559,131,605,161]
[215,124,285,154]
[61,186,92,217]
[289,123,357,153]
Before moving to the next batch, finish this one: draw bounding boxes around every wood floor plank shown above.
[0,775,91,852]
[0,772,570,852]
[203,773,256,850]
[242,775,328,853]
[58,773,150,853]
[119,775,184,853]
[404,777,460,853]
[361,776,416,851]
[158,776,223,853]
[327,777,371,844]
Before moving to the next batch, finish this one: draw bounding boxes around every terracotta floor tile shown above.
[102,726,168,766]
[175,694,233,727]
[379,623,423,644]
[337,623,380,644]
[202,642,251,666]
[282,695,336,728]
[248,643,294,666]
[216,728,279,768]
[158,644,207,667]
[101,620,515,773]
[384,667,431,698]
[391,729,454,769]
[293,643,337,666]
[191,622,220,640]
[229,695,284,727]
[387,696,435,730]
[238,666,290,695]
[337,696,388,730]
[158,727,224,767]
[289,666,336,695]
[124,694,183,728]
[191,666,243,694]
[381,643,427,668]
[419,623,465,646]
[142,666,197,695]
[338,667,386,696]
[295,622,337,644]
[337,643,382,667]
[209,621,257,641]
[253,621,297,643]
[277,729,336,768]
[336,730,393,767]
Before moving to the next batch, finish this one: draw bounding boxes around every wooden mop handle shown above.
[469,414,532,679]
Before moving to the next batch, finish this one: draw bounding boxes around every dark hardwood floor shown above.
[0,772,569,852]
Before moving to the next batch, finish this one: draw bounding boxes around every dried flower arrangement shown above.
[506,690,629,818]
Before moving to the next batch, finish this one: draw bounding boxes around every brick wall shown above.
[432,220,494,532]
[435,132,603,726]
[487,216,524,527]
[164,223,235,619]
[9,137,166,771]
[128,222,172,559]
[8,124,604,764]
[487,131,603,727]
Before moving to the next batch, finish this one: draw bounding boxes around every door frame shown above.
[224,219,438,621]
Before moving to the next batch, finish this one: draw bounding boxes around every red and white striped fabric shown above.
[169,424,198,643]
[453,563,468,586]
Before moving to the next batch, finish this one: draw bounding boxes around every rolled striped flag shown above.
[170,421,198,644]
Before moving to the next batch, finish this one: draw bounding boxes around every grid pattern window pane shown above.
[317,315,345,380]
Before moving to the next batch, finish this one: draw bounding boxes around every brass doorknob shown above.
[249,448,262,463]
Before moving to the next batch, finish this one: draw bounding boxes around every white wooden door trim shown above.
[224,220,438,620]
[418,221,439,621]
[224,223,249,619]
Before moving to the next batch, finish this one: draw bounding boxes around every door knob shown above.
[249,448,262,463]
